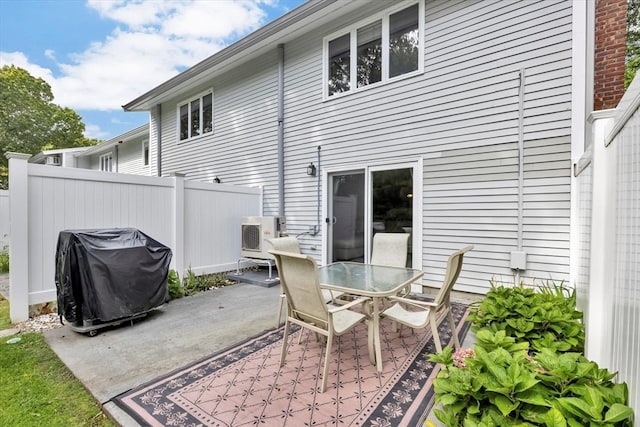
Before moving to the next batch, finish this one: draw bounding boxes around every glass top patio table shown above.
[318,262,423,296]
[318,262,424,372]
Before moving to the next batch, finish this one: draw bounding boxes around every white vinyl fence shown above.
[0,190,8,249]
[6,154,262,322]
[574,75,639,423]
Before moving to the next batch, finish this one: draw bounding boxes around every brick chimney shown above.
[593,0,628,110]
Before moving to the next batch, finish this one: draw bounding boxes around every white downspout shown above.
[277,44,285,217]
[515,68,526,286]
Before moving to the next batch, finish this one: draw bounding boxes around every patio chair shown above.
[380,245,473,353]
[269,249,369,392]
[267,236,343,327]
[370,232,410,267]
[370,232,411,296]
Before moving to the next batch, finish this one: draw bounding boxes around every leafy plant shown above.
[182,266,234,296]
[0,246,8,272]
[468,281,585,353]
[430,341,634,426]
[167,269,183,300]
[430,281,633,426]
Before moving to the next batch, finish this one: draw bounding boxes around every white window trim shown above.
[322,0,424,100]
[142,140,149,167]
[99,152,113,172]
[176,89,214,143]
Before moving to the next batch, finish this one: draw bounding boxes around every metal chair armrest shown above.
[328,297,370,313]
[386,296,437,309]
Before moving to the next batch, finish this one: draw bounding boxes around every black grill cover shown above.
[55,228,172,324]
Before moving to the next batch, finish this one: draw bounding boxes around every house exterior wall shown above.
[150,0,574,293]
[84,140,149,175]
[157,50,281,211]
[117,138,150,175]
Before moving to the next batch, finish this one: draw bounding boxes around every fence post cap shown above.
[5,152,32,160]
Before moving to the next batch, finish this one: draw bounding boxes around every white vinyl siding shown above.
[86,139,151,176]
[150,0,573,294]
[117,139,150,175]
[158,51,281,214]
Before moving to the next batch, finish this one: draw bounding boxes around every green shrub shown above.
[182,267,234,296]
[430,335,634,426]
[430,283,633,426]
[0,247,8,272]
[468,281,585,353]
[167,269,183,300]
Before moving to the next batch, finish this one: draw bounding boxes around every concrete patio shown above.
[2,270,478,426]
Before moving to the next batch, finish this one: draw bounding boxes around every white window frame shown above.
[176,89,214,142]
[99,152,113,172]
[322,0,424,100]
[142,140,149,166]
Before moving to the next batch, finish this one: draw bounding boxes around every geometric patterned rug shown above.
[112,302,471,427]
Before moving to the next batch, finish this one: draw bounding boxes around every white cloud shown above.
[2,0,279,112]
[83,123,111,140]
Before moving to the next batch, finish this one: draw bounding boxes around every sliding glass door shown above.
[371,167,414,267]
[326,164,417,267]
[328,171,365,263]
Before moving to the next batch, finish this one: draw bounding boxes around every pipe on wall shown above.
[277,44,285,217]
[156,103,162,177]
[516,68,526,285]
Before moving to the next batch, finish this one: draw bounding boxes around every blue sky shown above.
[0,0,306,140]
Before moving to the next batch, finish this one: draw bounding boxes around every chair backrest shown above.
[269,249,329,328]
[266,236,301,253]
[433,245,473,307]
[370,233,410,267]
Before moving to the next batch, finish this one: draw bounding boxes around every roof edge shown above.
[123,0,337,111]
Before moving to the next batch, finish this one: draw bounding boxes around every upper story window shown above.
[142,140,149,166]
[324,1,423,98]
[100,153,113,172]
[178,91,213,141]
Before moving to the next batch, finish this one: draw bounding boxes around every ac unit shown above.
[241,216,287,259]
[45,155,61,166]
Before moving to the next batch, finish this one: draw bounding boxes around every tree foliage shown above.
[0,65,97,189]
[627,0,640,88]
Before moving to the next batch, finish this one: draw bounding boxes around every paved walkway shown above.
[44,282,283,426]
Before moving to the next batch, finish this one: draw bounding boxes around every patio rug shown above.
[112,302,471,427]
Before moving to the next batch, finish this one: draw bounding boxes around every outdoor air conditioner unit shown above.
[45,155,61,166]
[241,216,286,259]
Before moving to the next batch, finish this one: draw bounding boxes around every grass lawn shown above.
[0,295,10,330]
[0,297,115,426]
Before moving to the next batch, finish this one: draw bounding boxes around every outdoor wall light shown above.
[306,162,317,177]
[213,176,221,183]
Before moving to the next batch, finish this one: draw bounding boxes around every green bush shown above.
[0,247,8,272]
[182,267,234,297]
[429,283,634,426]
[167,269,183,300]
[468,281,585,353]
[430,333,634,426]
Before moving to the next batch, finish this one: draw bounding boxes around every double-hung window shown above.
[178,90,213,141]
[324,1,423,98]
[100,153,113,172]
